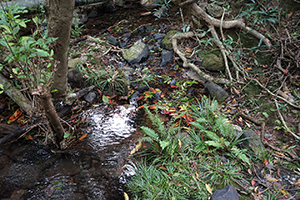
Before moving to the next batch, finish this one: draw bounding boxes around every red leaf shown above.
[284,68,289,74]
[264,158,269,167]
[251,179,255,186]
[137,96,143,101]
[149,105,156,109]
[8,109,22,124]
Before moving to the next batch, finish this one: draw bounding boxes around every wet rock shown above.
[45,158,81,177]
[202,53,225,72]
[205,81,228,102]
[162,30,179,50]
[68,68,84,88]
[153,33,166,40]
[211,185,239,200]
[206,3,223,18]
[241,130,265,157]
[0,154,10,170]
[10,189,26,199]
[0,163,41,188]
[87,9,98,18]
[84,91,97,104]
[160,50,173,66]
[144,25,153,31]
[123,39,149,64]
[106,36,119,46]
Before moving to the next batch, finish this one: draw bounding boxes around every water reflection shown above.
[88,104,137,151]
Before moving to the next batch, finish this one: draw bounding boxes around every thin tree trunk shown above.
[38,85,65,145]
[47,0,75,101]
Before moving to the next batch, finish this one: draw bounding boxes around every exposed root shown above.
[171,31,230,85]
[190,3,272,48]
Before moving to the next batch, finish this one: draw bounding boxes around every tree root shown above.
[190,3,272,48]
[172,31,230,85]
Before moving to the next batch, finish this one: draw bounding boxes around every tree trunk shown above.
[47,0,75,101]
[38,85,65,146]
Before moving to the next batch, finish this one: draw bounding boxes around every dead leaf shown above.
[178,139,182,148]
[275,151,285,157]
[8,109,22,124]
[205,183,212,195]
[130,141,142,155]
[264,176,278,183]
[124,192,129,200]
[79,133,87,141]
[195,172,199,180]
[294,179,300,187]
[264,158,269,167]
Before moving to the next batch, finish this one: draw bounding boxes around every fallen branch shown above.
[0,124,38,144]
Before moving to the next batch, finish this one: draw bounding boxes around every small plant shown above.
[71,17,84,39]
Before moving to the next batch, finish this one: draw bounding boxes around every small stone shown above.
[211,185,239,200]
[84,92,97,104]
[153,33,165,40]
[160,50,173,66]
[106,36,119,46]
[123,40,149,64]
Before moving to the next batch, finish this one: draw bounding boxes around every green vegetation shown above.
[128,97,250,199]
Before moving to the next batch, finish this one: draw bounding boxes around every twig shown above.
[274,99,300,140]
[263,141,300,161]
[253,78,300,110]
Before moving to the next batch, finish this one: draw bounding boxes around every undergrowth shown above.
[128,97,250,199]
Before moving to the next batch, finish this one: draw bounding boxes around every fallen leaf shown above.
[205,183,212,195]
[130,141,142,155]
[149,105,156,109]
[8,109,22,124]
[251,179,255,186]
[280,189,290,195]
[178,139,182,148]
[275,151,285,157]
[79,133,87,140]
[195,172,199,180]
[264,158,269,167]
[294,179,300,187]
[124,192,129,200]
[264,176,278,183]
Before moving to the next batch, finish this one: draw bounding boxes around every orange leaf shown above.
[284,68,289,74]
[275,151,285,157]
[79,133,87,140]
[150,87,156,93]
[159,165,166,170]
[264,158,269,167]
[149,105,156,109]
[8,109,22,124]
[294,179,300,187]
[195,171,199,180]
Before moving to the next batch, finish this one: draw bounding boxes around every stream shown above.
[0,102,142,199]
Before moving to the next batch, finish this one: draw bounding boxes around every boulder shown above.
[211,185,239,200]
[202,53,225,72]
[123,40,149,64]
[205,81,228,102]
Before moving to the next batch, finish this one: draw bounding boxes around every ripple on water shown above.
[87,104,137,151]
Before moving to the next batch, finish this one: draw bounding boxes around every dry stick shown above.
[172,32,230,85]
[274,99,300,140]
[253,78,300,110]
[190,3,272,48]
[264,141,300,162]
[208,25,233,84]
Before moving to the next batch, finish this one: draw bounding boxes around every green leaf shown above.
[102,95,110,105]
[204,130,220,141]
[141,126,158,140]
[205,141,222,148]
[35,49,49,57]
[51,89,58,93]
[159,140,170,150]
[64,132,70,138]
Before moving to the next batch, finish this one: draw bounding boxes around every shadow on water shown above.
[0,103,143,200]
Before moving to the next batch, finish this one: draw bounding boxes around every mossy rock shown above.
[162,30,179,50]
[202,53,225,72]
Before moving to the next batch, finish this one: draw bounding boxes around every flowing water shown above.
[0,102,142,199]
